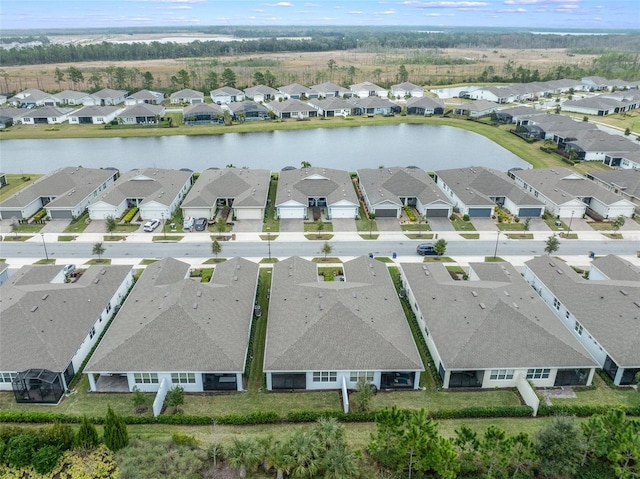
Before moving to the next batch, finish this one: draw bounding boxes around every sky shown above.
[2,0,639,31]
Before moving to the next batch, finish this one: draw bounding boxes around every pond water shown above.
[0,123,530,174]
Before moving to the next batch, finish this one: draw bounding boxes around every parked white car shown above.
[143,219,160,232]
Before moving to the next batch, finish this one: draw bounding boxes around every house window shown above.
[313,371,337,382]
[490,369,514,380]
[0,372,17,383]
[134,373,159,384]
[171,373,196,384]
[574,321,584,335]
[350,371,374,382]
[553,298,561,311]
[526,368,550,379]
[89,327,96,339]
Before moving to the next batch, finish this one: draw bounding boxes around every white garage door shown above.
[330,207,357,219]
[235,208,263,220]
[278,207,306,219]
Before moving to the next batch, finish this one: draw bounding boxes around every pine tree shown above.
[103,405,129,451]
[74,415,100,449]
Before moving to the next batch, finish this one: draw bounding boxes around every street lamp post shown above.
[567,210,575,237]
[493,230,500,259]
[40,233,49,261]
[267,227,271,260]
[161,212,166,239]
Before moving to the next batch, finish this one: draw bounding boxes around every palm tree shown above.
[301,161,311,168]
[322,445,359,479]
[287,429,323,479]
[226,437,262,478]
[266,441,293,479]
[313,417,345,450]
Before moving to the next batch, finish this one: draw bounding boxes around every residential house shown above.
[181,168,270,220]
[20,106,73,125]
[82,88,128,106]
[493,106,541,124]
[169,88,204,105]
[585,168,640,208]
[267,99,317,119]
[243,85,283,103]
[264,256,423,391]
[309,82,351,99]
[276,167,359,219]
[582,76,621,91]
[454,100,499,118]
[68,106,120,125]
[563,129,640,162]
[9,88,58,107]
[182,103,223,124]
[508,167,636,219]
[464,86,517,103]
[515,114,598,146]
[278,83,315,100]
[88,168,193,221]
[524,255,639,386]
[0,264,133,403]
[562,92,640,117]
[405,97,445,116]
[54,90,91,106]
[116,104,165,125]
[124,89,164,106]
[0,167,118,220]
[348,96,398,116]
[401,261,596,389]
[357,167,453,218]
[0,107,28,127]
[85,258,258,393]
[390,82,424,99]
[226,101,270,121]
[434,167,544,218]
[349,82,388,98]
[210,87,245,104]
[306,98,352,117]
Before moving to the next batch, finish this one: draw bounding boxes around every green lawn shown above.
[423,256,454,263]
[152,235,183,241]
[450,216,476,231]
[262,176,280,233]
[34,258,56,264]
[552,374,640,408]
[485,256,506,262]
[359,234,380,240]
[57,235,75,241]
[588,222,615,231]
[372,389,521,411]
[405,233,435,240]
[304,234,334,241]
[401,223,432,231]
[63,211,91,233]
[2,235,32,241]
[460,233,480,239]
[0,174,43,202]
[543,216,567,232]
[12,222,45,233]
[497,223,526,231]
[85,258,112,265]
[303,221,333,232]
[507,233,534,239]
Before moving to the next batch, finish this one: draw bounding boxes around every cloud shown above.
[348,10,365,14]
[400,1,489,8]
[269,2,293,6]
[374,9,397,14]
[424,12,456,16]
[127,0,205,3]
[503,0,578,4]
[164,5,192,9]
[497,7,527,12]
[304,2,320,6]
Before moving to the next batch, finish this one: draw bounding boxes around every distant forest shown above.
[2,28,640,70]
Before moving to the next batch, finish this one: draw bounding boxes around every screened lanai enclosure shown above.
[12,369,65,404]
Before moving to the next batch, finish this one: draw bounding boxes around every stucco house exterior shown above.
[210,87,245,104]
[0,264,133,403]
[390,82,424,99]
[0,167,118,220]
[243,85,283,103]
[562,129,640,162]
[508,167,636,219]
[116,104,165,125]
[181,168,270,220]
[170,88,204,104]
[0,107,28,126]
[88,168,193,221]
[182,103,223,124]
[85,258,258,393]
[349,82,388,98]
[357,167,453,219]
[406,96,445,116]
[306,98,353,117]
[264,257,423,391]
[54,90,92,106]
[401,261,596,389]
[524,255,639,386]
[20,106,73,125]
[434,167,544,218]
[82,88,128,106]
[9,89,58,107]
[309,82,351,99]
[226,101,270,121]
[602,150,640,170]
[68,106,121,125]
[454,100,499,118]
[348,96,398,116]
[124,89,164,106]
[267,99,317,119]
[585,168,640,208]
[278,83,315,100]
[276,167,359,219]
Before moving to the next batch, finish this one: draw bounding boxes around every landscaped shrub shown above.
[75,415,100,449]
[122,207,139,224]
[33,208,48,221]
[462,214,470,221]
[103,406,129,451]
[403,205,417,221]
[4,434,37,468]
[172,433,199,447]
[32,445,63,474]
[42,422,74,451]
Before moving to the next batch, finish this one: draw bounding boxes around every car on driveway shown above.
[143,219,160,232]
[62,264,76,275]
[416,243,436,255]
[195,217,208,231]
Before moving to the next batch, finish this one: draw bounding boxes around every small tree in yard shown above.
[321,241,332,261]
[211,239,222,259]
[105,216,117,237]
[131,386,148,414]
[351,376,374,412]
[216,220,227,237]
[11,217,19,237]
[369,212,376,238]
[434,238,447,256]
[165,385,185,414]
[103,405,129,451]
[523,217,531,232]
[92,242,106,262]
[545,234,560,255]
[316,219,325,238]
[74,415,99,449]
[612,215,625,236]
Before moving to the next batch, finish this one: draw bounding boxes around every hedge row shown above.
[538,404,640,417]
[122,207,139,224]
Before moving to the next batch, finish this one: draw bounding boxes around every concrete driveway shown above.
[234,220,263,233]
[525,218,551,232]
[280,219,303,232]
[331,218,356,232]
[470,218,498,231]
[426,218,454,231]
[375,217,401,231]
[40,219,72,233]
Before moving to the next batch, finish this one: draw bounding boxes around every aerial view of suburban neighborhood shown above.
[0,1,639,478]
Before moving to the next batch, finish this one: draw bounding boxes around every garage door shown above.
[374,208,398,218]
[518,207,543,217]
[278,207,305,219]
[0,210,24,220]
[425,208,449,217]
[468,208,492,218]
[48,210,73,220]
[235,208,263,220]
[330,207,357,219]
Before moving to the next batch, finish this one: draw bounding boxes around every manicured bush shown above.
[42,422,74,451]
[103,406,129,451]
[122,207,139,224]
[403,205,417,222]
[33,208,48,221]
[172,433,199,447]
[4,434,37,468]
[75,415,100,449]
[462,214,470,221]
[32,445,63,474]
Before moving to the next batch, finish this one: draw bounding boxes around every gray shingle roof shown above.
[89,168,192,208]
[525,256,640,367]
[587,167,640,201]
[278,83,312,96]
[391,82,423,93]
[402,262,596,370]
[86,257,259,373]
[244,85,280,96]
[0,167,116,209]
[307,98,352,112]
[69,106,120,118]
[227,101,269,115]
[170,89,204,100]
[357,167,453,208]
[181,168,270,209]
[211,86,243,96]
[117,104,164,118]
[276,167,358,208]
[91,88,127,99]
[565,130,640,154]
[23,106,73,118]
[348,96,395,108]
[405,96,444,110]
[264,257,423,372]
[183,103,222,115]
[0,265,132,372]
[269,99,316,114]
[591,254,640,282]
[309,82,350,96]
